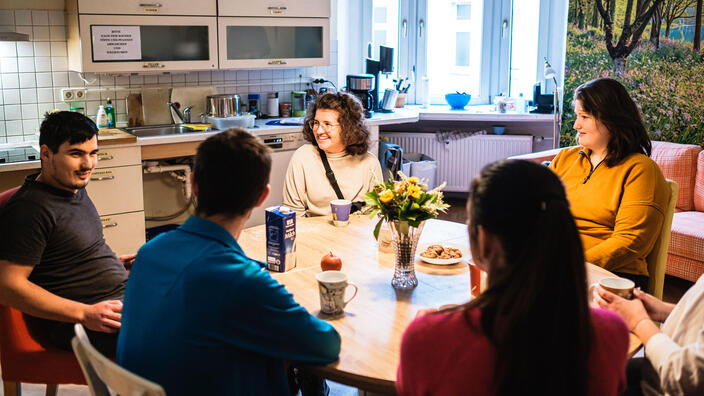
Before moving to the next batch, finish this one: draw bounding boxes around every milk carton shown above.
[265,205,296,272]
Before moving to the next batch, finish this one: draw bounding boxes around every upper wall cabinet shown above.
[219,0,330,18]
[75,0,216,16]
[67,14,218,73]
[218,17,328,69]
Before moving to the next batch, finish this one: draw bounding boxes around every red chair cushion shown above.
[0,186,20,208]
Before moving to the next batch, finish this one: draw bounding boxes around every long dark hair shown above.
[302,92,370,155]
[460,160,592,396]
[574,78,651,167]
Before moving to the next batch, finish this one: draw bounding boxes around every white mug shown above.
[315,271,358,315]
[588,277,635,302]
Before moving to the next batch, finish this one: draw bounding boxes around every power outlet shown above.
[61,88,88,102]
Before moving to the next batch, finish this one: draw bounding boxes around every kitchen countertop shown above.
[0,105,553,172]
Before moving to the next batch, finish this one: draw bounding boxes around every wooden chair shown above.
[646,179,679,300]
[71,324,166,396]
[0,186,87,396]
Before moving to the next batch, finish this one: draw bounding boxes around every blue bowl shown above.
[445,93,471,109]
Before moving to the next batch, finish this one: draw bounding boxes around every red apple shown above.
[320,252,342,271]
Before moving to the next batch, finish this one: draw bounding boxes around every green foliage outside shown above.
[562,25,704,147]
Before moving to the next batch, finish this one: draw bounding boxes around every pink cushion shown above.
[666,253,704,283]
[651,142,702,211]
[695,150,704,212]
[669,211,704,262]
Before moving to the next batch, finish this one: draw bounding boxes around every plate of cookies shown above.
[416,242,469,265]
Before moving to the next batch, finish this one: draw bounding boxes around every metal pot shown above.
[346,74,374,91]
[207,94,240,117]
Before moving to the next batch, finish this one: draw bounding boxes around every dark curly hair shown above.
[573,78,651,167]
[302,92,370,155]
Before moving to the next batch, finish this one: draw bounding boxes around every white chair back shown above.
[71,324,166,396]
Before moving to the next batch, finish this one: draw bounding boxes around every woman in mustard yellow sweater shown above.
[550,78,669,289]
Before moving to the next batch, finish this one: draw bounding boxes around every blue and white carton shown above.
[265,205,297,272]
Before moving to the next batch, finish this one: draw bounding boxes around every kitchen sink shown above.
[122,124,216,138]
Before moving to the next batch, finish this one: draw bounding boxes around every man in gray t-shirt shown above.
[0,111,130,355]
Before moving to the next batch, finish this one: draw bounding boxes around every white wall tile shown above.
[0,42,16,58]
[52,71,68,86]
[7,136,24,143]
[34,57,51,72]
[15,26,32,37]
[20,88,37,103]
[6,120,23,136]
[33,41,51,57]
[50,41,66,57]
[14,10,32,26]
[2,74,19,89]
[35,72,52,87]
[129,75,143,85]
[0,105,3,117]
[16,42,34,57]
[31,11,49,26]
[100,90,115,100]
[37,102,54,115]
[0,121,4,136]
[185,72,198,83]
[17,57,35,72]
[211,70,224,82]
[86,90,100,101]
[51,56,67,71]
[48,10,65,26]
[18,73,36,88]
[49,25,66,41]
[198,71,211,81]
[115,75,129,86]
[23,118,39,134]
[158,74,172,84]
[236,70,248,80]
[68,72,86,87]
[171,73,185,83]
[1,58,18,73]
[99,75,114,86]
[0,10,14,25]
[225,70,237,81]
[32,26,50,41]
[143,75,158,84]
[36,87,53,102]
[21,104,38,119]
[5,104,21,120]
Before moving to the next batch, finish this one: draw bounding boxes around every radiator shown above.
[381,133,533,192]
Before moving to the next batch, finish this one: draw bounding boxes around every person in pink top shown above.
[396,159,630,396]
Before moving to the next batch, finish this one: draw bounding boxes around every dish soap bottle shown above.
[105,98,116,127]
[96,105,108,128]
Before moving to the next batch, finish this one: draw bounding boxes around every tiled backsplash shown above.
[0,9,339,144]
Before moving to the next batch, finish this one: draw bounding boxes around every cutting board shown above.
[126,93,144,127]
[141,88,173,125]
[170,86,217,123]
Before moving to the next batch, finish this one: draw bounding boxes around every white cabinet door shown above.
[218,17,329,69]
[101,212,146,256]
[96,145,141,168]
[86,165,144,215]
[219,0,330,17]
[77,0,216,16]
[69,15,218,73]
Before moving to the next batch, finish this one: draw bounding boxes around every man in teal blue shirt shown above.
[116,129,340,395]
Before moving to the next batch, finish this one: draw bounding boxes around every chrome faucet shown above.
[167,102,193,123]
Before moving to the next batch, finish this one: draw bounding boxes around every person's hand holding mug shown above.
[594,286,662,346]
[632,288,675,323]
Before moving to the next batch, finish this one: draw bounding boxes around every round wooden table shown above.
[238,214,641,394]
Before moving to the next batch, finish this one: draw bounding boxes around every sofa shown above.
[511,141,704,282]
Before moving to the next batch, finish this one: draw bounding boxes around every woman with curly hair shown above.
[283,92,382,216]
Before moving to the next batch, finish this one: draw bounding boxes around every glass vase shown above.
[388,220,425,289]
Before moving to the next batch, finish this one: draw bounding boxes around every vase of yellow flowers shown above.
[365,173,449,289]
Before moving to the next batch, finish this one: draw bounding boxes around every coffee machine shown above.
[365,46,394,113]
[346,74,375,118]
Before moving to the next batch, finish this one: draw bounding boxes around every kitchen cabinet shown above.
[218,0,330,18]
[75,0,216,16]
[218,17,329,69]
[67,14,218,73]
[86,145,145,256]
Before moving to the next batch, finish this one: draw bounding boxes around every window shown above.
[359,0,564,106]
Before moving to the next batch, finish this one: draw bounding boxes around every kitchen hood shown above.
[0,31,30,41]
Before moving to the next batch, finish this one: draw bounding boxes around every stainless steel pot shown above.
[346,74,374,91]
[207,94,240,117]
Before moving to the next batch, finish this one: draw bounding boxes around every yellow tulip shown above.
[408,176,419,184]
[379,190,394,203]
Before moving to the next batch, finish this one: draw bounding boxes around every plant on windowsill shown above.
[364,173,449,289]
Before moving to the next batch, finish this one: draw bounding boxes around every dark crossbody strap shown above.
[317,147,345,200]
